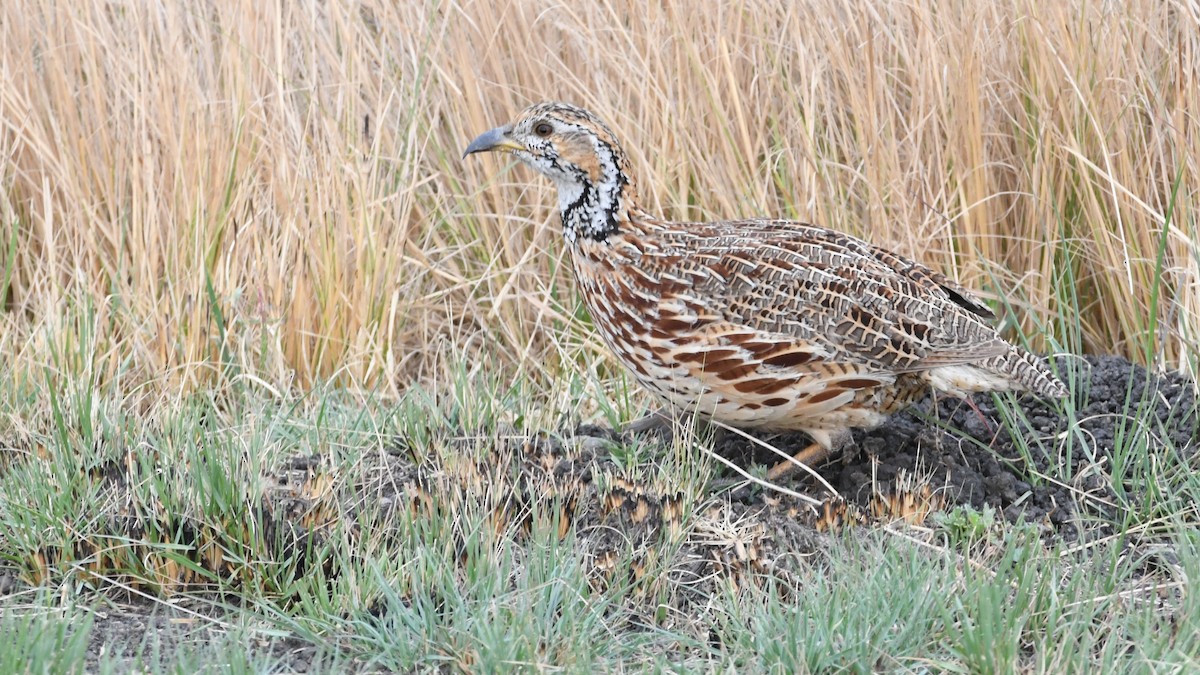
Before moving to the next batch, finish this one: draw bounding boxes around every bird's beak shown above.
[463,125,523,159]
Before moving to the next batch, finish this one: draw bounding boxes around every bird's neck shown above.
[555,153,643,245]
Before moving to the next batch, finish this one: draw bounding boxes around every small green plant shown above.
[933,504,999,548]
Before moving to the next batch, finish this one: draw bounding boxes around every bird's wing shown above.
[634,219,1009,375]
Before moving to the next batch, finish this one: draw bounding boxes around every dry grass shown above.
[0,0,1197,403]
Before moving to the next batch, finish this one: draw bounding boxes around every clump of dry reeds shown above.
[1,0,1195,402]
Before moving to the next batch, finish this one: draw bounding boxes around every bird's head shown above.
[464,102,641,243]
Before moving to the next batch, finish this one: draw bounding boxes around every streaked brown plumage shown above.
[465,102,1067,476]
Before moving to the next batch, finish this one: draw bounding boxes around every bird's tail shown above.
[981,347,1068,399]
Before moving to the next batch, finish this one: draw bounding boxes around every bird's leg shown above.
[622,407,673,434]
[766,429,852,482]
[934,392,992,434]
[962,394,993,433]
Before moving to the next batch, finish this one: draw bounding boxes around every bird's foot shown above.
[622,408,673,434]
[619,408,678,445]
[765,429,853,483]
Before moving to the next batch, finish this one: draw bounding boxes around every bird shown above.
[464,101,1067,481]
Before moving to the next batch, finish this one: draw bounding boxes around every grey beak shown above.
[463,125,519,159]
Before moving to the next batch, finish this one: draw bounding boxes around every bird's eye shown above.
[533,122,553,137]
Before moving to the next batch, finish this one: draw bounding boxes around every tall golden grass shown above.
[0,0,1196,401]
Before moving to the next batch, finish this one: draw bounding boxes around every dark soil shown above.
[714,354,1199,539]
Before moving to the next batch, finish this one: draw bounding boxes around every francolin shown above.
[465,102,1067,479]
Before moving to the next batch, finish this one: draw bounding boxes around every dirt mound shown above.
[705,355,1197,539]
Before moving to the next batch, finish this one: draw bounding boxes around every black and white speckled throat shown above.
[557,139,626,244]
